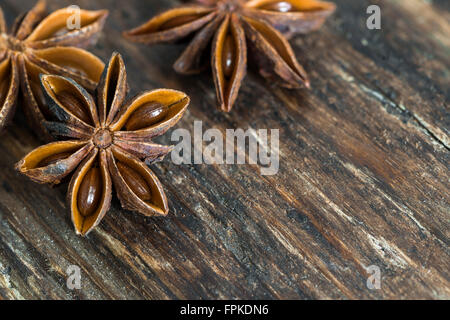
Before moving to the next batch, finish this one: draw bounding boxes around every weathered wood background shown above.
[0,0,448,299]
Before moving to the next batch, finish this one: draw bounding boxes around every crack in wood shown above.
[359,84,450,151]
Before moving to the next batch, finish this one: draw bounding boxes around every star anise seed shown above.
[16,53,190,236]
[124,0,335,111]
[0,0,108,139]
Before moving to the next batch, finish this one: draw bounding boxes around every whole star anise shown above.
[16,53,190,236]
[123,0,335,111]
[0,0,108,139]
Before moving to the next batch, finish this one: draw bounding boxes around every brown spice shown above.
[117,162,152,202]
[260,1,294,12]
[222,33,236,79]
[125,102,168,131]
[56,90,92,125]
[16,53,190,236]
[0,0,108,138]
[38,151,72,167]
[124,0,335,112]
[77,166,102,217]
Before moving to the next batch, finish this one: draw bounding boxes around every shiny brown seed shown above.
[125,102,168,131]
[77,167,102,217]
[159,14,200,31]
[260,1,295,12]
[38,151,72,167]
[117,162,152,201]
[222,33,236,79]
[56,90,91,124]
[0,2,108,136]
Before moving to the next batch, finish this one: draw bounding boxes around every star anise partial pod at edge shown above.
[124,0,335,111]
[0,0,108,139]
[16,53,190,236]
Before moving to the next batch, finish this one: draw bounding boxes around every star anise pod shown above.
[16,53,190,236]
[123,0,335,111]
[0,0,108,139]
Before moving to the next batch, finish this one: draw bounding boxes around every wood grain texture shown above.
[0,0,448,299]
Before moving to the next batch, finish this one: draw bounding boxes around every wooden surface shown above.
[0,0,449,299]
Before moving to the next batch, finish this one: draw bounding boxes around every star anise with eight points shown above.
[124,0,335,111]
[0,0,107,139]
[16,53,190,236]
